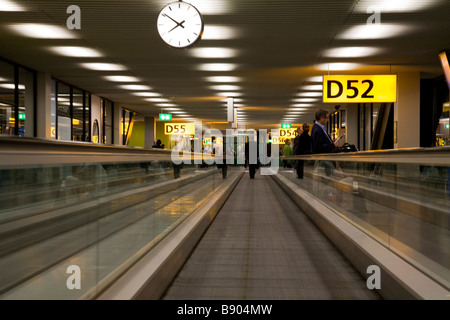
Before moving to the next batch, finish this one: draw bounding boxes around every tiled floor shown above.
[162,171,381,300]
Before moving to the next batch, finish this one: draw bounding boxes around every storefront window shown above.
[72,88,84,141]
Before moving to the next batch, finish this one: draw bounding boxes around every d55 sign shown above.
[323,75,397,103]
[164,123,195,135]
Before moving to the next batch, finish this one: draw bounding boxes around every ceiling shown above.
[1,0,450,129]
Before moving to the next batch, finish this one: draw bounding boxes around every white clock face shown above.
[157,1,204,49]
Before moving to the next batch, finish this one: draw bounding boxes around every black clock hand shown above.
[168,20,185,32]
[162,13,184,29]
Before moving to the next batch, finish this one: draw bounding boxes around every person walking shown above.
[293,123,312,179]
[311,109,338,176]
[283,138,293,168]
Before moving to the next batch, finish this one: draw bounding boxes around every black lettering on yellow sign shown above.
[323,75,397,103]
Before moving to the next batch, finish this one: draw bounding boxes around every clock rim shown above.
[157,1,204,49]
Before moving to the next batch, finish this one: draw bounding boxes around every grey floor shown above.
[162,171,381,300]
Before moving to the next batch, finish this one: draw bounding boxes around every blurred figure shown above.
[152,139,165,149]
[283,138,293,168]
[293,123,312,179]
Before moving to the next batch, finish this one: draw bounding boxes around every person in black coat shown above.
[310,109,337,154]
[293,123,312,179]
[310,109,338,176]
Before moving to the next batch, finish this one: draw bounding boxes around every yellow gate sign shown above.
[323,75,397,103]
[164,123,195,135]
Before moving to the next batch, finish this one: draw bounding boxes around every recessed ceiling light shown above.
[295,92,322,97]
[80,63,127,71]
[202,25,238,40]
[209,85,241,91]
[104,76,141,82]
[323,47,383,58]
[316,63,362,71]
[355,0,442,13]
[299,85,323,91]
[197,63,238,71]
[119,84,152,91]
[0,0,25,11]
[217,92,243,97]
[145,98,170,103]
[205,76,242,82]
[48,46,102,57]
[189,47,238,59]
[337,24,414,40]
[7,23,78,39]
[133,92,160,97]
[305,76,323,82]
[292,98,319,103]
[0,83,25,90]
[290,104,314,107]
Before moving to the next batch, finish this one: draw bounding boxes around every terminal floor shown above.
[162,171,381,300]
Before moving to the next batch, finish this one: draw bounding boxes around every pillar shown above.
[36,72,52,139]
[144,116,156,148]
[394,73,421,149]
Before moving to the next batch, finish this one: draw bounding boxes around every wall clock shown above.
[157,1,204,49]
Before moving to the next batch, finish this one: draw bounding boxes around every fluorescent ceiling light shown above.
[323,46,383,58]
[355,0,442,13]
[7,23,78,39]
[0,83,25,90]
[295,92,322,97]
[337,24,413,40]
[197,63,237,71]
[104,76,141,82]
[299,85,323,91]
[316,63,362,71]
[80,63,127,71]
[119,85,152,90]
[158,106,180,110]
[0,0,25,11]
[289,107,310,111]
[48,46,102,58]
[145,98,170,103]
[133,92,160,97]
[290,104,314,107]
[209,85,241,91]
[217,92,243,97]
[292,98,319,103]
[189,47,238,59]
[305,76,323,82]
[202,25,238,40]
[205,76,242,83]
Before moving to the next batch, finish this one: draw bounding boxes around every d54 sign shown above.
[323,75,397,103]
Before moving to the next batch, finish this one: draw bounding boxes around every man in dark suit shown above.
[311,109,337,154]
[311,109,338,176]
[293,123,312,179]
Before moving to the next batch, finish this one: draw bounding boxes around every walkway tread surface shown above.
[163,171,381,300]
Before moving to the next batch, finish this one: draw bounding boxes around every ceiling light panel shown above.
[323,47,383,58]
[189,47,238,58]
[202,25,238,40]
[0,0,25,11]
[354,0,442,13]
[119,85,152,90]
[104,76,141,82]
[197,63,238,71]
[48,46,103,58]
[133,92,160,97]
[337,24,414,40]
[7,24,78,39]
[209,85,241,91]
[316,63,362,71]
[80,63,127,71]
[205,76,242,83]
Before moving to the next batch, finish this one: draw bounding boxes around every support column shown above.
[144,116,156,149]
[345,103,359,149]
[36,72,52,139]
[394,73,421,149]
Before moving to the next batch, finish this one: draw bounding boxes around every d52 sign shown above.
[323,75,397,103]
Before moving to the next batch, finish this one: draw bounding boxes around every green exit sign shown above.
[445,123,450,130]
[281,123,291,129]
[159,114,172,121]
[19,113,26,120]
